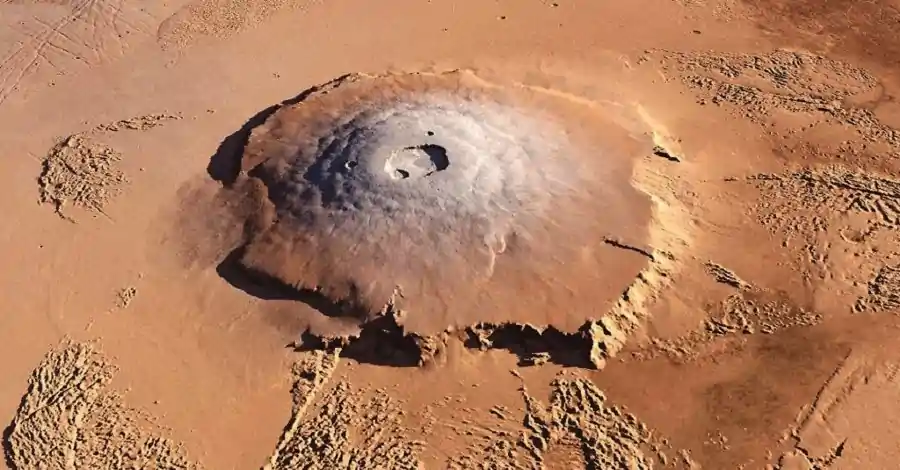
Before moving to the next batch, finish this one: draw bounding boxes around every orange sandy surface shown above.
[2,0,900,469]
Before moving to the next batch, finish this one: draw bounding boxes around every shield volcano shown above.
[234,70,654,339]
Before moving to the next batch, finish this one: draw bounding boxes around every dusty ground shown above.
[3,0,900,469]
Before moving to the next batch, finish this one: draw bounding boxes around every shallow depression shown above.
[383,144,449,180]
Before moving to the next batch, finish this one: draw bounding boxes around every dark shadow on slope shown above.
[2,423,16,470]
[296,315,424,368]
[463,322,600,368]
[216,245,370,321]
[206,74,354,186]
[293,313,604,369]
[2,380,31,470]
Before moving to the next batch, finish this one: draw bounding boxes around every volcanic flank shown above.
[228,70,658,365]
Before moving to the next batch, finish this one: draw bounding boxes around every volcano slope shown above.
[223,70,678,366]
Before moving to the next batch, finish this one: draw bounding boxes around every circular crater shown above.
[237,70,653,336]
[384,144,449,180]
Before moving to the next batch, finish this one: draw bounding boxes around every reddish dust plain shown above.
[3,0,900,469]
